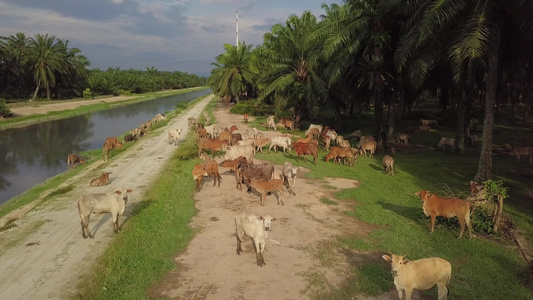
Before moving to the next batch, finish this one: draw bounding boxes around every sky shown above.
[0,0,339,77]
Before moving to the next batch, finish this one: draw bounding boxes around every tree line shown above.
[208,0,533,182]
[0,33,206,101]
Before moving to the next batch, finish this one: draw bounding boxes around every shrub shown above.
[0,99,12,117]
[83,88,93,100]
[229,99,275,116]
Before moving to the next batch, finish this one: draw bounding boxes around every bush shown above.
[0,99,12,117]
[229,99,275,116]
[471,205,496,235]
[83,88,93,100]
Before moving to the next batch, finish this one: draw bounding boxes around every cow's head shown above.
[382,254,410,277]
[415,190,431,204]
[259,215,276,231]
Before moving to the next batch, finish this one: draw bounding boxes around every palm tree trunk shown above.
[387,94,396,145]
[474,26,501,182]
[522,81,532,126]
[31,79,41,102]
[455,92,466,153]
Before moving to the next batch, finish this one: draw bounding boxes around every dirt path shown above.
[147,103,405,300]
[0,98,409,300]
[0,95,213,299]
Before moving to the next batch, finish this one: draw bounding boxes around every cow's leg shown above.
[404,288,413,300]
[256,241,265,266]
[430,215,436,233]
[81,218,88,239]
[113,214,119,233]
[437,282,448,300]
[458,217,465,238]
[260,193,265,206]
[236,231,243,255]
[278,189,284,205]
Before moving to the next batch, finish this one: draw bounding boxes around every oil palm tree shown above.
[0,33,30,94]
[209,42,256,103]
[28,34,66,101]
[258,11,327,118]
[392,0,533,181]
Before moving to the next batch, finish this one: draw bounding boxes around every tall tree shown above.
[209,42,256,103]
[28,34,66,101]
[258,11,327,118]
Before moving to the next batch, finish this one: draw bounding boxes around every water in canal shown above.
[0,89,211,205]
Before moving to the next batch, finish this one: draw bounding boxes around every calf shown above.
[281,161,298,196]
[382,254,451,300]
[78,187,133,238]
[152,113,166,123]
[67,153,85,169]
[249,178,284,206]
[306,128,320,139]
[383,155,394,175]
[235,211,275,266]
[89,172,112,187]
[254,137,270,153]
[396,133,409,144]
[415,190,473,239]
[244,113,249,123]
[102,141,113,161]
[219,131,232,145]
[219,156,247,173]
[192,160,222,191]
[104,137,123,149]
[437,137,455,152]
[325,146,353,166]
[231,133,243,146]
[195,128,208,141]
[168,128,182,146]
[293,141,318,165]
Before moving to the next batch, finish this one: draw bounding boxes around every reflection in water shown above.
[0,89,210,205]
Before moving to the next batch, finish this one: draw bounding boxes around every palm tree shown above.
[314,0,394,149]
[27,34,66,101]
[209,42,256,103]
[0,33,30,94]
[258,11,327,118]
[393,0,533,181]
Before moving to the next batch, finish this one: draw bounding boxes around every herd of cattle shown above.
[64,110,533,299]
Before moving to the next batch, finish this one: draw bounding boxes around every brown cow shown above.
[219,131,232,145]
[382,254,451,300]
[219,156,247,173]
[418,125,431,135]
[360,140,377,157]
[102,141,113,161]
[90,172,112,186]
[104,137,123,149]
[236,160,274,191]
[324,147,353,166]
[306,128,320,139]
[293,141,318,165]
[192,160,222,191]
[197,138,227,158]
[383,155,394,175]
[249,178,284,206]
[67,153,86,169]
[415,190,473,239]
[230,125,238,132]
[284,120,294,131]
[420,119,438,128]
[195,128,208,141]
[244,113,249,123]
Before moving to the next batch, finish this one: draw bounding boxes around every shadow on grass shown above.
[377,200,422,225]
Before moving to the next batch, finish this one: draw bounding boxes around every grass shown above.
[0,87,208,130]
[4,95,533,299]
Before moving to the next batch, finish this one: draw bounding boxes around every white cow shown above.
[305,124,323,137]
[437,137,456,152]
[225,145,255,162]
[382,254,452,300]
[78,187,133,239]
[266,116,276,130]
[269,135,292,154]
[235,211,275,266]
[167,128,182,146]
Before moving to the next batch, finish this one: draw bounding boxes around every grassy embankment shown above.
[0,88,208,223]
[0,87,208,130]
[74,100,533,299]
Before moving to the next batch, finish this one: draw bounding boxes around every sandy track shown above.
[0,95,213,299]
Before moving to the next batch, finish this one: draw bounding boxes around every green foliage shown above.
[471,205,496,235]
[229,98,275,116]
[0,99,12,117]
[82,88,93,100]
[483,180,509,203]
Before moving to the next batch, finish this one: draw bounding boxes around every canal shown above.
[0,89,211,205]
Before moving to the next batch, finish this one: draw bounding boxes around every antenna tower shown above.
[236,10,239,47]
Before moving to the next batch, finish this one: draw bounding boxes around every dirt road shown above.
[0,95,213,299]
[0,96,406,300]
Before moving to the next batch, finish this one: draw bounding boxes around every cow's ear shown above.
[382,255,391,262]
[127,189,133,193]
[402,259,411,265]
[415,191,421,197]
[427,193,433,198]
[115,190,122,195]
[259,216,265,220]
[271,218,276,222]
